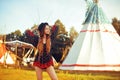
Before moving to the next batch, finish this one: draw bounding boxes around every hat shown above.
[38,22,49,32]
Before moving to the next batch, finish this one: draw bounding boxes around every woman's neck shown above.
[43,34,46,38]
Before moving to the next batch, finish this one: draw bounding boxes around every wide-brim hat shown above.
[38,22,49,32]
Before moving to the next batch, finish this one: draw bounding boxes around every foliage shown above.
[0,68,120,80]
[31,24,39,36]
[6,30,22,41]
[55,19,68,35]
[20,29,39,47]
[50,20,71,62]
[112,17,120,36]
[69,27,79,43]
[14,30,22,36]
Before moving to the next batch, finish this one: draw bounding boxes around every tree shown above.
[50,20,71,63]
[54,19,68,35]
[112,17,120,36]
[21,29,39,47]
[6,30,22,41]
[31,24,39,36]
[14,30,22,36]
[69,27,79,43]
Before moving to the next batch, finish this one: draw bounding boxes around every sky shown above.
[0,0,120,34]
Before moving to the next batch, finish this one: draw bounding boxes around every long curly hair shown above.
[37,23,51,54]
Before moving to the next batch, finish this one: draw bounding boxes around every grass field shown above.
[0,67,120,80]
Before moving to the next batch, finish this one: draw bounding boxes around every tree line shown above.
[5,19,78,63]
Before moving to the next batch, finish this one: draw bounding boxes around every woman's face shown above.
[44,25,50,35]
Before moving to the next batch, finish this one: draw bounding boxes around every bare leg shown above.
[46,66,58,80]
[35,67,43,80]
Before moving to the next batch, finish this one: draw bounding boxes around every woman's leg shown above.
[46,66,58,80]
[35,66,43,80]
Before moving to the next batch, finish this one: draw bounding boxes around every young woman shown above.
[33,23,58,80]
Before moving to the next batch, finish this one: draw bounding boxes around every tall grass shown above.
[0,68,120,80]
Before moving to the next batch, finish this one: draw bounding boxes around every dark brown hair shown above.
[37,23,51,54]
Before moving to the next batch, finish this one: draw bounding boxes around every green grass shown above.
[0,68,120,80]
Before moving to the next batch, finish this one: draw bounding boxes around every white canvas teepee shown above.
[0,41,16,65]
[0,52,15,64]
[59,0,120,71]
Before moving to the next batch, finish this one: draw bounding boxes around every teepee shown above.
[59,0,120,71]
[0,42,16,65]
[0,41,6,58]
[0,52,16,64]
